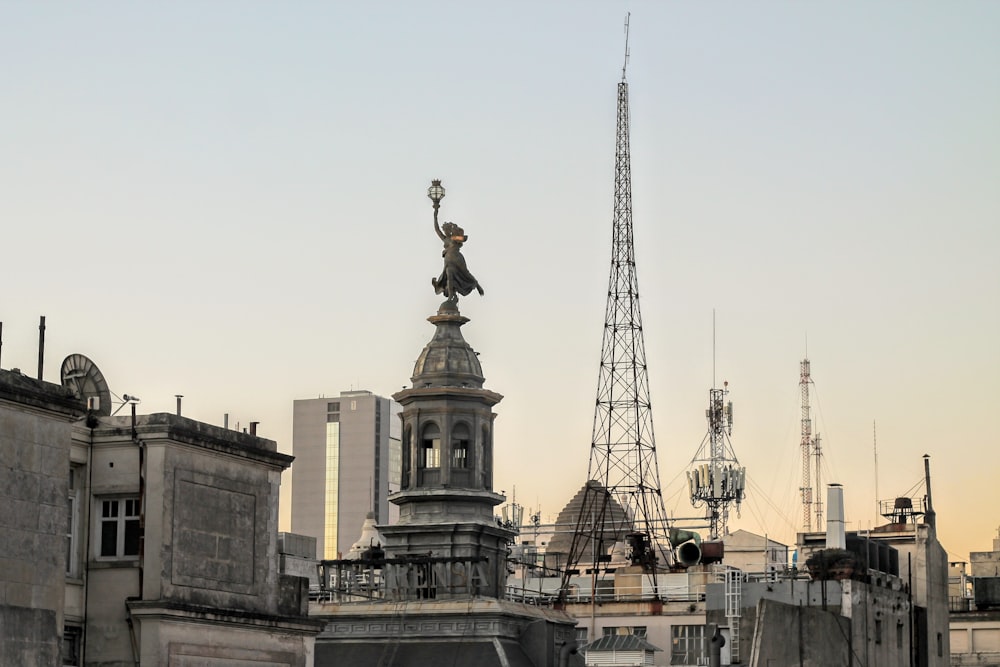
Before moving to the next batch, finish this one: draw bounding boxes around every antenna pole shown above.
[622,13,630,80]
[873,420,879,524]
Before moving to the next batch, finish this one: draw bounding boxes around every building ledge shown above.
[126,599,324,634]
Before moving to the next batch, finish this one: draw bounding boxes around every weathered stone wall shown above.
[134,418,286,614]
[748,597,851,666]
[0,371,81,666]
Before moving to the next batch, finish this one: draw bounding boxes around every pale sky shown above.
[2,3,998,563]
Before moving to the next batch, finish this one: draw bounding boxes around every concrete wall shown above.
[135,612,316,667]
[721,529,789,574]
[950,610,1000,666]
[971,542,1000,578]
[749,598,851,667]
[0,371,82,666]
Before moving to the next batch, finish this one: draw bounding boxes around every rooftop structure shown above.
[0,359,321,666]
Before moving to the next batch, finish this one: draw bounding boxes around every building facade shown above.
[291,390,401,559]
[0,369,83,665]
[0,364,321,666]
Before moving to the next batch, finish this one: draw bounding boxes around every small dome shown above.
[411,304,484,388]
[344,512,384,561]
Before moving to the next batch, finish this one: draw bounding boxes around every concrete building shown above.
[719,529,788,576]
[1,361,322,666]
[291,390,401,559]
[950,528,1000,665]
[0,369,84,665]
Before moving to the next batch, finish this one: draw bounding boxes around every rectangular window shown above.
[671,624,706,665]
[603,626,646,637]
[421,438,441,468]
[897,622,904,649]
[67,466,81,576]
[875,619,883,644]
[324,421,341,559]
[98,497,140,559]
[327,402,340,412]
[453,439,469,468]
[62,626,82,666]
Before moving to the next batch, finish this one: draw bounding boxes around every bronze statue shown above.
[432,219,484,301]
[426,181,484,302]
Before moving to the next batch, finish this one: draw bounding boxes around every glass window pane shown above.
[124,519,140,556]
[100,522,118,557]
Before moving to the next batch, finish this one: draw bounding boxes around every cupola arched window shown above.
[452,422,471,469]
[419,422,441,469]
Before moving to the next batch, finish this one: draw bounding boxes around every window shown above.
[875,619,882,644]
[62,626,82,666]
[937,632,943,657]
[420,423,441,469]
[671,625,706,665]
[602,626,647,638]
[575,627,589,643]
[67,466,81,576]
[324,421,340,559]
[99,497,140,558]
[327,402,340,412]
[421,438,441,468]
[897,621,904,649]
[452,422,470,469]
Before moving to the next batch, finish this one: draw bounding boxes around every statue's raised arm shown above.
[426,180,485,302]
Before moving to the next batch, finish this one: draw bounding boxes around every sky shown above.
[2,3,998,563]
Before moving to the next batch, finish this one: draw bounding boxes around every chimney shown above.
[249,421,259,436]
[826,483,846,549]
[923,454,936,532]
[175,395,183,416]
[37,315,46,380]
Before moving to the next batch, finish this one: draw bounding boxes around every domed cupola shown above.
[410,300,484,389]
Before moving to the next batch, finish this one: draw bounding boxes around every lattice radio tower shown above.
[799,358,823,531]
[563,17,672,589]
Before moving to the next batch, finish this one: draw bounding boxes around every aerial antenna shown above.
[873,420,879,525]
[622,13,631,80]
[712,310,717,389]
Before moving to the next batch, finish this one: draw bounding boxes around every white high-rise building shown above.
[290,390,401,559]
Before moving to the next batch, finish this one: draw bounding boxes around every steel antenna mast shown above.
[562,16,672,596]
[799,358,814,531]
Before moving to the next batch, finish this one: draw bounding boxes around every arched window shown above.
[452,422,471,469]
[419,422,441,469]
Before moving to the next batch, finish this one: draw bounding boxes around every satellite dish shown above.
[60,354,112,416]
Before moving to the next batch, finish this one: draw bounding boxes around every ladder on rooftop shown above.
[724,568,741,664]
